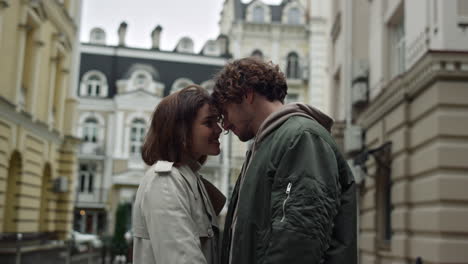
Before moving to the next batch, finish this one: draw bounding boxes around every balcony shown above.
[75,188,108,209]
[79,142,105,156]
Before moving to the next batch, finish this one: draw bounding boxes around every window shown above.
[286,52,300,79]
[130,119,146,155]
[253,6,265,23]
[134,73,148,89]
[389,16,405,79]
[171,78,194,94]
[375,143,393,247]
[80,71,108,97]
[177,37,194,53]
[87,75,101,95]
[251,49,263,60]
[287,7,300,24]
[79,163,96,193]
[83,118,98,143]
[90,28,106,45]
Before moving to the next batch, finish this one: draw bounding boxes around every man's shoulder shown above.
[277,115,328,137]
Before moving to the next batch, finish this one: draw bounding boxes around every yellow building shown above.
[329,1,468,263]
[0,0,82,261]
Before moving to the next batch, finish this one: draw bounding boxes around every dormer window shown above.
[80,71,108,97]
[171,78,194,94]
[288,7,300,24]
[253,6,265,23]
[247,2,271,23]
[90,28,106,45]
[134,73,148,89]
[251,49,264,60]
[282,2,304,25]
[176,37,194,53]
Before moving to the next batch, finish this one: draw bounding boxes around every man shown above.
[211,58,357,264]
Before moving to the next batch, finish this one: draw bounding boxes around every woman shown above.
[132,85,226,264]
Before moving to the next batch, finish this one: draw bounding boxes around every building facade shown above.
[219,0,330,192]
[329,0,468,263]
[74,24,231,235]
[0,0,82,262]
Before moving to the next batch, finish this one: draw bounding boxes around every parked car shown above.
[72,231,103,252]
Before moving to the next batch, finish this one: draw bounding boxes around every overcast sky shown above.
[80,0,282,52]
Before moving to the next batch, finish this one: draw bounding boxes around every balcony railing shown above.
[75,188,108,207]
[79,143,105,156]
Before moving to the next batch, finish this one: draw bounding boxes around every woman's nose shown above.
[214,123,222,134]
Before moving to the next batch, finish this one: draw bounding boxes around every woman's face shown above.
[190,103,222,160]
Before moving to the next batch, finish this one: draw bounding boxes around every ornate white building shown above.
[74,23,230,234]
[218,0,331,193]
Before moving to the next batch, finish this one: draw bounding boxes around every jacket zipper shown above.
[280,182,292,222]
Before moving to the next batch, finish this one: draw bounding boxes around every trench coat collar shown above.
[177,164,219,229]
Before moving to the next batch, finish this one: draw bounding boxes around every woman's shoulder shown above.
[143,161,194,191]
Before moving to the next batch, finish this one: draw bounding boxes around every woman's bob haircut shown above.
[141,85,212,166]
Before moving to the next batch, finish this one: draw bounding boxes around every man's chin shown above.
[237,133,254,142]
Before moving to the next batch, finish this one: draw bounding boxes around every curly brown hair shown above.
[212,57,287,110]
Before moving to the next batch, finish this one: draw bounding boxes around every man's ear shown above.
[245,90,255,104]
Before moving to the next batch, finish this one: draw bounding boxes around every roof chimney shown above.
[151,25,162,50]
[118,21,128,46]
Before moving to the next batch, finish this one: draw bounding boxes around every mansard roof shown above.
[79,43,226,98]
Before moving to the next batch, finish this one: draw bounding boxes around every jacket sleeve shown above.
[142,170,208,264]
[263,131,341,264]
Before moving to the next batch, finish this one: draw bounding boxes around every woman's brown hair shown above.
[141,85,212,166]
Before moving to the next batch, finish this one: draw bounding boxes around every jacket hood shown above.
[255,103,334,146]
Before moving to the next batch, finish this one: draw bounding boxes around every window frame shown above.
[129,118,146,156]
[286,52,300,79]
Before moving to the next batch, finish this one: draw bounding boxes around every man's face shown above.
[221,100,255,142]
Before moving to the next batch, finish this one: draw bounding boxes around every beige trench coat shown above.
[132,160,225,264]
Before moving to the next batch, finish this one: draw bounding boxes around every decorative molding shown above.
[0,96,61,144]
[358,51,468,128]
[80,44,227,66]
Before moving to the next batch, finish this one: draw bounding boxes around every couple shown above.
[132,58,357,264]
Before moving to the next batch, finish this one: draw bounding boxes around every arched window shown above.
[253,6,265,23]
[4,152,21,232]
[80,71,108,97]
[201,80,215,93]
[83,118,98,143]
[287,52,300,79]
[90,28,106,45]
[130,119,146,155]
[176,37,194,53]
[288,7,300,24]
[251,49,264,60]
[134,73,149,89]
[171,78,194,94]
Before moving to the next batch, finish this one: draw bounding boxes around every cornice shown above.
[0,96,61,144]
[358,51,468,128]
[41,0,76,44]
